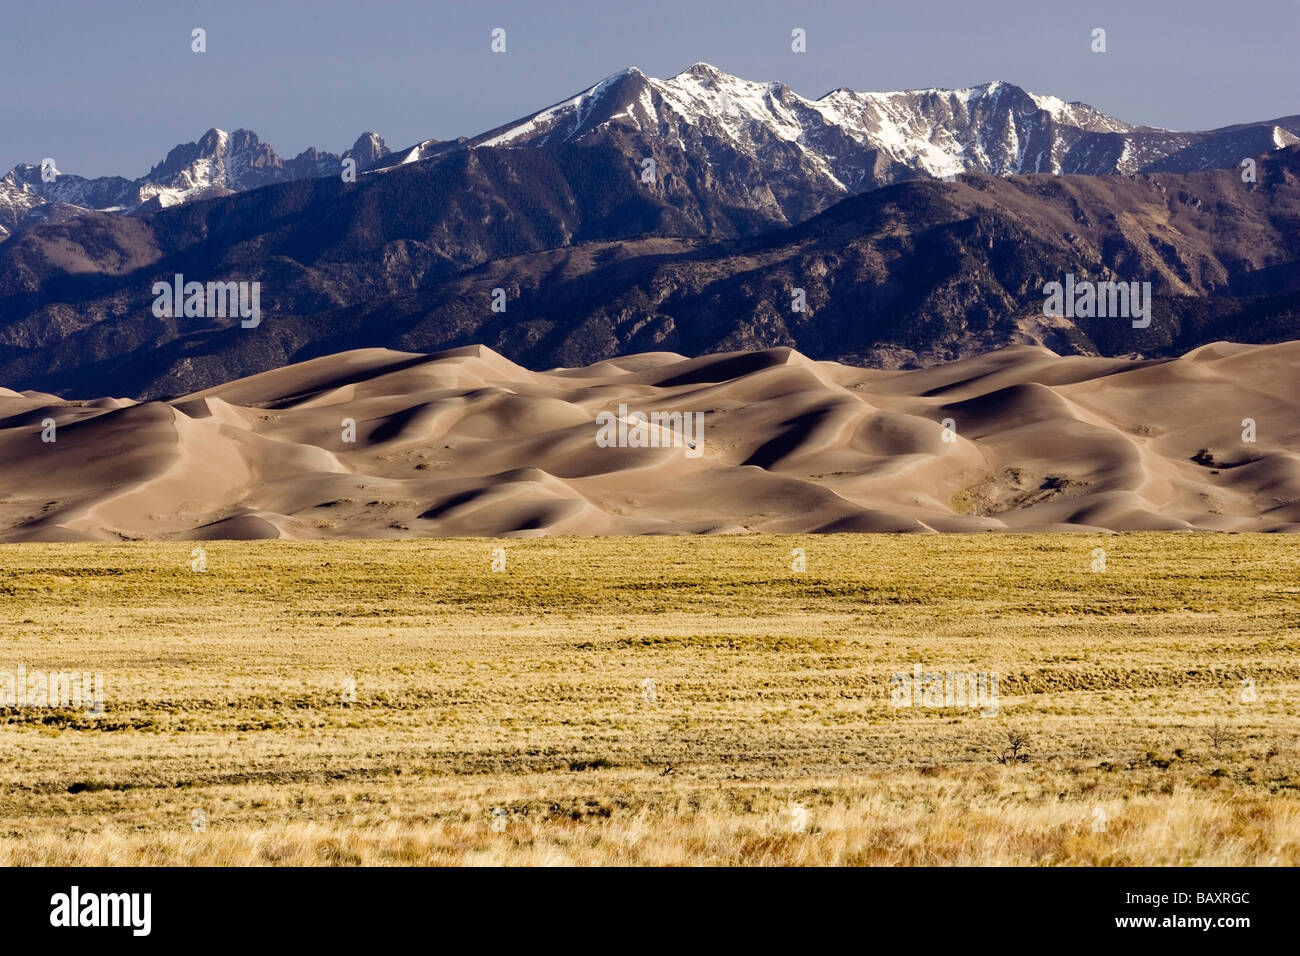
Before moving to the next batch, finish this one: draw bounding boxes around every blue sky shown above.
[3,0,1296,177]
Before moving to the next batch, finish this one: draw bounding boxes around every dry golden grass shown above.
[1,534,1298,865]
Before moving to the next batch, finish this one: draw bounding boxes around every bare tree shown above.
[997,730,1030,764]
[1206,720,1236,752]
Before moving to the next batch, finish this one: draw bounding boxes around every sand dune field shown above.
[2,341,1299,540]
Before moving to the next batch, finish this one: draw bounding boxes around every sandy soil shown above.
[2,340,1298,540]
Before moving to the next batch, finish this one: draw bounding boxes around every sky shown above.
[3,0,1297,178]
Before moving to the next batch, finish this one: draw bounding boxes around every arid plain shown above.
[1,534,1297,865]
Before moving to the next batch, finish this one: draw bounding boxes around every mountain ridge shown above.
[0,128,391,241]
[378,62,1298,189]
[6,62,1296,245]
[1,145,1295,400]
[0,66,1295,399]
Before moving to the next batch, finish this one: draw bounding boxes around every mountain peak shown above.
[3,126,390,227]
[194,128,229,154]
[345,132,390,167]
[594,66,646,85]
[678,61,727,79]
[439,65,1202,185]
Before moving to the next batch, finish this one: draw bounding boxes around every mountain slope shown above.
[384,63,1300,191]
[0,67,1295,398]
[7,62,1294,246]
[0,129,390,240]
[2,145,1295,399]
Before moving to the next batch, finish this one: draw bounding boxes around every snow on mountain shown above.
[382,62,1294,189]
[5,63,1294,243]
[0,129,390,238]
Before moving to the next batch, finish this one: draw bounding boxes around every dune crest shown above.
[2,341,1298,540]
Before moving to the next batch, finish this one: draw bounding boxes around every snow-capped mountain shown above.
[3,62,1295,245]
[383,62,1299,188]
[0,129,390,240]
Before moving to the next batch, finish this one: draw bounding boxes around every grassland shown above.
[1,534,1298,865]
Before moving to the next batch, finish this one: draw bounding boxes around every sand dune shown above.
[2,341,1299,540]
